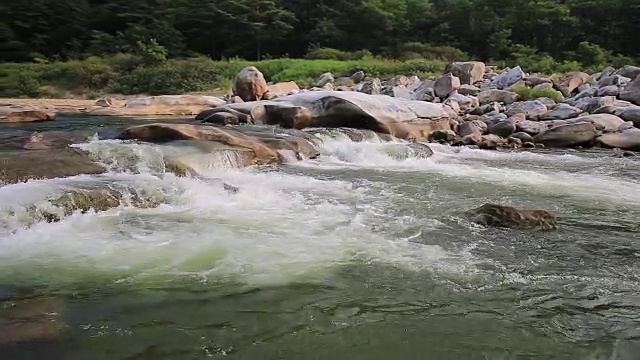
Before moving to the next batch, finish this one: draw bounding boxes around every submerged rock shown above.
[469,203,558,230]
[164,157,198,177]
[407,141,434,158]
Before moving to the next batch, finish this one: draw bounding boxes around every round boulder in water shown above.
[467,203,558,230]
[407,141,434,158]
[488,121,516,138]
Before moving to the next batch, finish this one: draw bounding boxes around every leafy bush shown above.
[305,47,374,61]
[393,42,469,62]
[511,85,564,103]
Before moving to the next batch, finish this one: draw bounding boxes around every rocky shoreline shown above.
[2,62,640,154]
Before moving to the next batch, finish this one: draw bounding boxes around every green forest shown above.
[2,0,640,97]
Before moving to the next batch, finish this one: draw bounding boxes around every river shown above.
[1,116,639,359]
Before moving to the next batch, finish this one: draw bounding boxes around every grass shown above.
[0,55,445,98]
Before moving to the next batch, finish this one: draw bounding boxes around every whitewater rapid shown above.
[1,131,639,289]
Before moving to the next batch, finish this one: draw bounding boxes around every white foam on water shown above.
[300,137,640,207]
[0,138,478,287]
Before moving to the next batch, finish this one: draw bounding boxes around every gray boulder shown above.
[597,128,640,150]
[488,121,516,138]
[576,114,625,133]
[539,103,583,120]
[616,65,640,80]
[572,96,616,114]
[359,78,382,95]
[505,100,548,120]
[510,132,535,143]
[516,120,548,135]
[616,105,640,127]
[477,89,519,105]
[458,84,481,96]
[533,122,597,147]
[596,85,620,97]
[351,71,366,84]
[445,61,486,85]
[619,75,640,105]
[458,121,484,137]
[434,74,461,98]
[316,72,334,87]
[492,66,525,89]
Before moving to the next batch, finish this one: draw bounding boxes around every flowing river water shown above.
[1,116,639,359]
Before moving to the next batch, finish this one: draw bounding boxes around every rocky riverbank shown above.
[3,61,640,153]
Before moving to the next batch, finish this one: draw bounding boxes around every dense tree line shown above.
[2,0,639,63]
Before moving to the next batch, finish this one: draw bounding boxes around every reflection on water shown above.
[1,117,639,359]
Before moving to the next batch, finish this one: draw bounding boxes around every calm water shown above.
[1,116,639,359]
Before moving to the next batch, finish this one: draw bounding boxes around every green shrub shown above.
[305,47,373,61]
[512,85,564,103]
[394,42,469,62]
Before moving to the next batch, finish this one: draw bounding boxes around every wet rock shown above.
[0,293,63,348]
[0,149,105,185]
[523,141,536,148]
[556,71,589,96]
[458,121,484,137]
[429,129,458,142]
[445,61,485,85]
[407,141,434,158]
[477,89,519,105]
[488,121,516,138]
[164,157,198,177]
[468,203,557,230]
[509,132,535,143]
[597,128,640,150]
[459,133,482,146]
[434,73,461,98]
[119,123,319,165]
[539,103,583,121]
[201,111,240,125]
[533,122,597,148]
[2,110,55,123]
[507,136,523,148]
[477,134,508,149]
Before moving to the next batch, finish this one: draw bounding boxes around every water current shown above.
[1,116,639,359]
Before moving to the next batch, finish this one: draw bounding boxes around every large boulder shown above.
[445,61,486,85]
[457,120,485,137]
[515,120,548,136]
[572,96,616,114]
[197,91,452,141]
[232,66,269,102]
[488,121,516,138]
[118,123,319,166]
[597,128,640,150]
[533,122,597,148]
[359,78,382,95]
[468,203,557,230]
[316,72,334,88]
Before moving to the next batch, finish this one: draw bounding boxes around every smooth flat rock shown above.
[539,103,583,120]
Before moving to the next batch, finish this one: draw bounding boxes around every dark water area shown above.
[1,117,639,359]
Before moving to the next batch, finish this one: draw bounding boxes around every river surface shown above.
[1,116,639,359]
